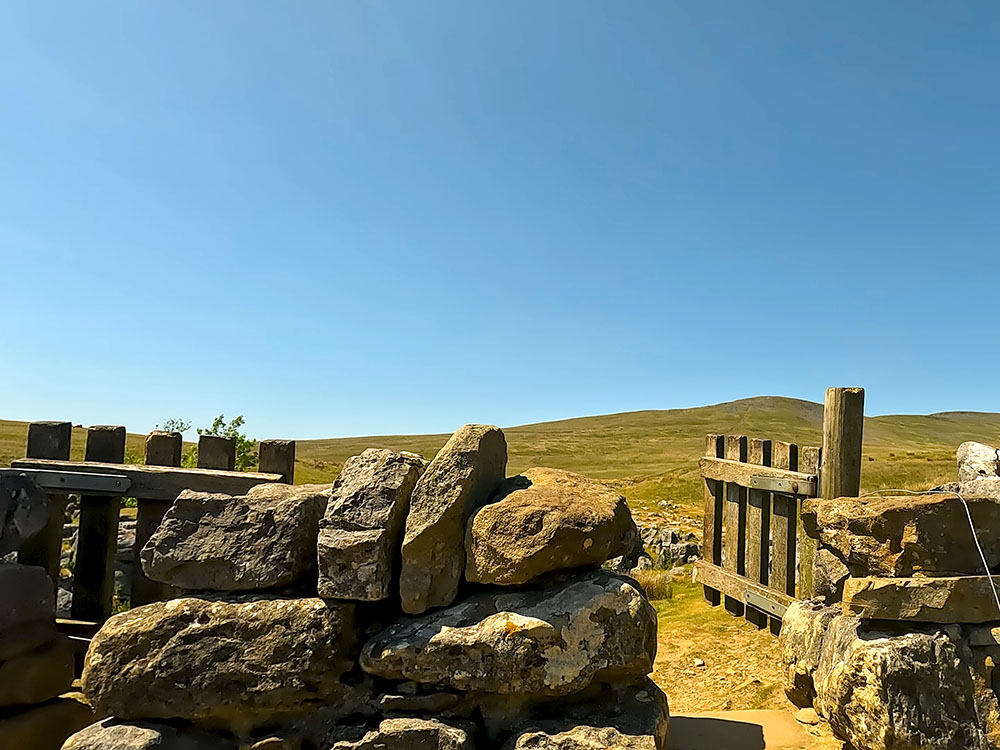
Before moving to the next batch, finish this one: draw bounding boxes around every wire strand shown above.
[858,488,1000,618]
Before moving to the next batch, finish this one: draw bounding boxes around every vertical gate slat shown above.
[72,426,126,621]
[18,422,73,589]
[701,434,725,606]
[722,435,748,616]
[770,440,798,625]
[132,431,183,606]
[797,446,821,599]
[745,438,772,629]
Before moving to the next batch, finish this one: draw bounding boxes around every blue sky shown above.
[1,2,998,439]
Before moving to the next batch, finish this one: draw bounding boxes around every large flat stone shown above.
[802,493,1000,577]
[0,563,55,631]
[842,575,1000,623]
[0,472,49,556]
[141,484,329,591]
[465,468,638,586]
[82,597,357,733]
[958,441,1000,482]
[318,449,426,601]
[361,570,656,696]
[399,425,506,614]
[0,692,98,750]
[327,718,475,750]
[0,635,74,707]
[0,618,58,660]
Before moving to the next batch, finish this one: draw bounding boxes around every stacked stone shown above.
[0,475,98,749]
[63,424,668,750]
[778,440,1000,750]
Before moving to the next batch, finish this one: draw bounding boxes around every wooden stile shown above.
[745,438,772,629]
[72,426,126,621]
[701,434,725,605]
[131,431,182,606]
[17,421,72,586]
[722,435,748,616]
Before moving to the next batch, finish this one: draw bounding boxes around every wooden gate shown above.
[693,387,865,634]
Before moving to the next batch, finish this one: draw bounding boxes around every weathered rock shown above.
[141,484,329,591]
[638,526,700,568]
[937,479,1000,501]
[802,493,1000,577]
[958,442,1000,482]
[82,597,357,732]
[814,619,1000,750]
[327,718,474,750]
[0,562,55,630]
[0,635,75,706]
[318,449,426,601]
[0,472,49,556]
[0,617,58,660]
[812,546,850,604]
[465,468,638,586]
[400,425,506,614]
[361,570,656,696]
[0,692,98,750]
[842,575,1000,624]
[62,718,233,749]
[778,600,840,708]
[501,680,669,750]
[379,692,461,714]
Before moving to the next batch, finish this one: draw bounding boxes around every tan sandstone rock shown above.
[82,597,357,733]
[399,425,506,614]
[842,575,1000,623]
[318,449,426,601]
[360,570,656,696]
[801,493,1000,577]
[958,441,1000,482]
[141,484,329,591]
[62,718,232,749]
[465,468,638,585]
[327,718,475,750]
[778,600,840,708]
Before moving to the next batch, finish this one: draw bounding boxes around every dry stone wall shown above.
[63,424,669,750]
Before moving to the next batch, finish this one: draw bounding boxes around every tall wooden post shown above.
[131,431,182,605]
[259,440,295,484]
[72,425,126,621]
[18,422,72,586]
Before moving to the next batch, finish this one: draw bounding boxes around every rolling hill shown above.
[4,397,1000,517]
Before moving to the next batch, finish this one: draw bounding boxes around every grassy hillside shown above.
[5,397,1000,518]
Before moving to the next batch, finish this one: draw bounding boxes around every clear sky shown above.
[2,2,998,439]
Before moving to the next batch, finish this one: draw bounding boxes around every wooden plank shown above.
[132,431,182,606]
[821,387,865,498]
[797,446,821,598]
[745,438,772,629]
[17,421,72,586]
[259,439,295,484]
[842,575,1000,624]
[698,457,817,492]
[72,426,125,622]
[11,460,283,501]
[701,434,725,606]
[722,435,747,616]
[769,441,798,635]
[198,435,235,471]
[693,560,795,614]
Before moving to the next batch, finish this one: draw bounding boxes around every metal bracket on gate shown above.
[745,590,788,618]
[0,468,132,495]
[749,474,817,497]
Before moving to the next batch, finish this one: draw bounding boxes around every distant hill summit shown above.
[4,396,1000,512]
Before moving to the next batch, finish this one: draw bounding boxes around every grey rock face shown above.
[361,570,656,696]
[812,547,850,604]
[82,597,357,733]
[399,425,507,614]
[958,441,1000,482]
[140,484,329,591]
[778,600,840,708]
[638,526,701,568]
[327,718,475,750]
[0,562,55,631]
[62,718,233,750]
[0,472,49,556]
[318,450,426,601]
[465,468,638,586]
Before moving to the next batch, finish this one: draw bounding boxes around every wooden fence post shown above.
[131,431,182,605]
[198,435,235,471]
[722,435,748,616]
[769,441,798,634]
[18,421,72,586]
[701,434,725,605]
[259,440,295,484]
[72,425,125,621]
[745,438,772,629]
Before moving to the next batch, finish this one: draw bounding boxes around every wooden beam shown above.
[699,457,817,493]
[797,446,822,599]
[693,560,795,616]
[821,387,864,499]
[722,436,748,617]
[843,575,1000,624]
[10,459,282,501]
[745,438,772,629]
